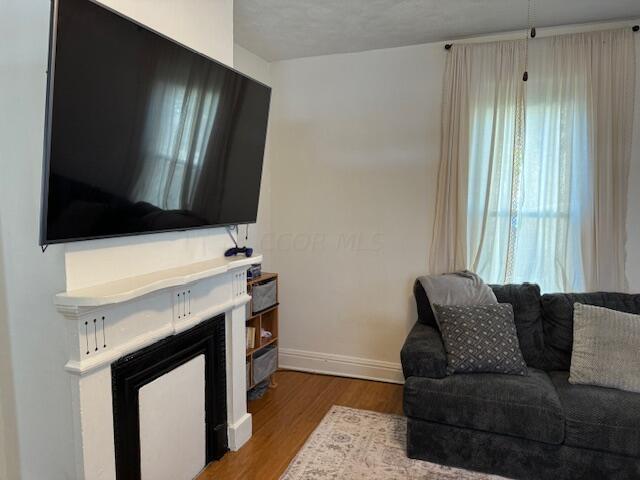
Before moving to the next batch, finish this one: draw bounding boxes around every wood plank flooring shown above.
[198,370,404,480]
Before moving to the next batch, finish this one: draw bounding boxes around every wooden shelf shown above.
[247,303,279,320]
[247,272,278,286]
[246,337,277,357]
[246,272,279,392]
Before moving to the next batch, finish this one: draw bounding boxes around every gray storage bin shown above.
[252,279,277,313]
[253,346,277,384]
[246,361,252,389]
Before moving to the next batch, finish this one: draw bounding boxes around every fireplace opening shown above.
[111,314,228,480]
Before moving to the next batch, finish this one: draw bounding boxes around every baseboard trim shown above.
[279,348,404,384]
[227,412,252,451]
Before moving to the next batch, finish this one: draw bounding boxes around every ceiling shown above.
[234,0,640,61]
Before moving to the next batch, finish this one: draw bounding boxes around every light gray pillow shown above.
[434,304,528,376]
[570,303,640,393]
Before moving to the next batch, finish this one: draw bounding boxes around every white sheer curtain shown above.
[430,28,636,293]
[465,41,527,283]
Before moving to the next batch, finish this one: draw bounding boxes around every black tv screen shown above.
[41,0,271,245]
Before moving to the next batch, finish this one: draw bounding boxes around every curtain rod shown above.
[444,24,639,50]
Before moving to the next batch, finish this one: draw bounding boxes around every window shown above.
[431,30,633,293]
[467,86,590,293]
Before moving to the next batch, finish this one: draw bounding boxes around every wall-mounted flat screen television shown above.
[40,0,271,245]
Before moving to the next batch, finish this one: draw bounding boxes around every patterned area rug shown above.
[280,406,509,480]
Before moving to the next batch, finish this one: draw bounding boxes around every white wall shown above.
[267,43,445,381]
[233,45,274,270]
[0,1,233,479]
[0,405,7,480]
[0,223,19,480]
[0,1,73,477]
[234,44,272,86]
[264,23,640,382]
[96,0,233,67]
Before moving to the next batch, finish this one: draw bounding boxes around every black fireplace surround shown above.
[111,315,228,480]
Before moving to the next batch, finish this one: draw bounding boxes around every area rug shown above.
[280,405,509,480]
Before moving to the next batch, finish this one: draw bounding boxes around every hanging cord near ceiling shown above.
[522,0,536,81]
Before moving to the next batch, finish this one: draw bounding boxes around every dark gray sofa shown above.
[401,281,640,480]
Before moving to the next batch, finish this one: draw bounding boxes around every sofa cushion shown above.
[434,304,528,376]
[541,292,640,370]
[570,304,640,393]
[490,283,545,369]
[550,371,640,457]
[415,281,546,367]
[401,322,448,379]
[404,368,564,444]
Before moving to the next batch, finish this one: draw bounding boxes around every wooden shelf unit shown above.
[246,273,279,391]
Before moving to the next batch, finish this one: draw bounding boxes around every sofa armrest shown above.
[401,322,448,379]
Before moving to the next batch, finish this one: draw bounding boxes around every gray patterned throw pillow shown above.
[434,304,528,376]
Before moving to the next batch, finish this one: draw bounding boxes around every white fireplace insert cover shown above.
[139,355,205,480]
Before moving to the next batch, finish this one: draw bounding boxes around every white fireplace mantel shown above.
[55,254,261,480]
[56,255,259,309]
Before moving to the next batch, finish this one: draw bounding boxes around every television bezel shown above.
[39,0,271,246]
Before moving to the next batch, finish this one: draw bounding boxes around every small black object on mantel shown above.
[224,246,253,258]
[224,225,253,257]
[633,25,640,32]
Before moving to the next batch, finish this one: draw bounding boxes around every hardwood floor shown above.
[198,370,404,480]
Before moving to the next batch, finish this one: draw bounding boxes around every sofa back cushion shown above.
[541,292,640,371]
[491,283,546,369]
[413,280,545,368]
[414,279,438,328]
